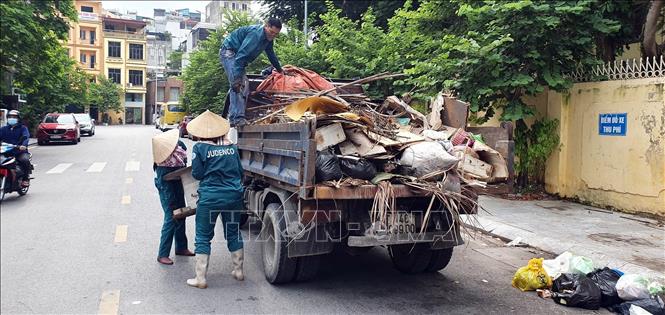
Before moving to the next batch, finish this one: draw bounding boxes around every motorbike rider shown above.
[0,110,32,186]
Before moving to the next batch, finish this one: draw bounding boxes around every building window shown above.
[108,68,121,84]
[223,2,228,8]
[108,41,121,58]
[157,87,165,101]
[90,30,96,45]
[242,3,248,11]
[127,27,136,33]
[80,29,86,40]
[128,70,143,86]
[81,6,93,13]
[90,54,96,69]
[232,3,237,10]
[169,87,180,102]
[80,53,86,63]
[129,44,143,60]
[125,93,143,102]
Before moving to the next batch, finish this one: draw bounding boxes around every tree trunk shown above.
[643,0,664,58]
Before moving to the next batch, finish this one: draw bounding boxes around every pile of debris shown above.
[248,68,509,190]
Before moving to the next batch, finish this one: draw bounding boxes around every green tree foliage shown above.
[0,0,84,130]
[181,10,262,115]
[89,75,123,113]
[514,118,560,188]
[261,0,417,29]
[168,49,183,70]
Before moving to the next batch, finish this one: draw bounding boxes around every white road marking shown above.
[114,225,128,243]
[98,290,120,315]
[45,163,72,174]
[121,195,131,205]
[124,161,140,172]
[86,162,107,173]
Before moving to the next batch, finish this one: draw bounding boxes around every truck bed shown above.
[237,119,433,200]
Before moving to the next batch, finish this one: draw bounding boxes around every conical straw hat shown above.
[152,129,180,164]
[186,110,230,139]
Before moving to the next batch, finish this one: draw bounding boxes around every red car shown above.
[37,113,81,145]
[178,116,192,139]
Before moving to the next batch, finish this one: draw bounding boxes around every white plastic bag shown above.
[399,141,459,177]
[543,251,573,280]
[617,274,651,301]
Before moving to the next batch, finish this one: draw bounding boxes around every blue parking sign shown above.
[599,113,627,136]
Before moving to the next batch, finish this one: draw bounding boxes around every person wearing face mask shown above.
[220,17,284,127]
[0,110,32,187]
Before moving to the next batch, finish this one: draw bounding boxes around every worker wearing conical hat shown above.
[185,110,245,289]
[151,129,194,265]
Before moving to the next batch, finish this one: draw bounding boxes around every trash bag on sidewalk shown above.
[512,258,553,291]
[587,267,622,307]
[609,296,665,315]
[570,255,594,275]
[340,158,377,180]
[543,251,573,280]
[315,149,343,182]
[551,273,601,310]
[617,274,652,301]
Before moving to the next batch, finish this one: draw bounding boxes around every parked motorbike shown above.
[0,141,32,202]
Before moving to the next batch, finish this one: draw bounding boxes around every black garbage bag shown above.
[587,267,622,307]
[315,149,343,182]
[340,158,377,180]
[552,273,602,310]
[610,296,665,315]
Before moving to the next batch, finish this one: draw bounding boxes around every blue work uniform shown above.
[191,142,245,255]
[220,24,282,124]
[153,141,189,258]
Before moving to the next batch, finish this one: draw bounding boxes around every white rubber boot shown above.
[231,249,244,281]
[186,254,209,288]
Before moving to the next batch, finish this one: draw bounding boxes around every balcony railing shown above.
[103,29,146,40]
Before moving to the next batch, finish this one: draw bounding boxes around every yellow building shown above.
[66,1,104,79]
[102,16,148,125]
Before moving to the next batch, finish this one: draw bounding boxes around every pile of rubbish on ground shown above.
[512,252,665,314]
[248,66,509,190]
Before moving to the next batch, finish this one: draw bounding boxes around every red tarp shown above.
[256,66,335,93]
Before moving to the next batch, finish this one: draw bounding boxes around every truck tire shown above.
[425,247,454,272]
[260,203,297,284]
[293,255,321,282]
[389,243,433,274]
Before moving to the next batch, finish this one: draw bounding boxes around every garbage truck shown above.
[228,75,476,284]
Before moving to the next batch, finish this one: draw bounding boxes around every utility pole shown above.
[303,0,308,48]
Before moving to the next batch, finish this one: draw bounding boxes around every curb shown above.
[462,215,664,278]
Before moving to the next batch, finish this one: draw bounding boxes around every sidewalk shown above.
[28,138,37,147]
[466,195,665,278]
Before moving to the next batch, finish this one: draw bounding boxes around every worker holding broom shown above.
[185,110,246,289]
[151,129,194,265]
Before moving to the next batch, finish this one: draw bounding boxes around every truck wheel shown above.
[260,203,297,284]
[425,247,454,272]
[293,255,321,282]
[389,243,433,274]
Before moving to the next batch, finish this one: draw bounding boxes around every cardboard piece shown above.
[472,141,509,183]
[366,130,425,147]
[460,155,493,181]
[315,123,346,151]
[341,128,387,156]
[285,96,349,121]
[442,96,469,129]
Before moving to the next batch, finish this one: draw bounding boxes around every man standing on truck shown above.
[220,17,284,127]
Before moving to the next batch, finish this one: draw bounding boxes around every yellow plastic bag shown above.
[512,258,553,291]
